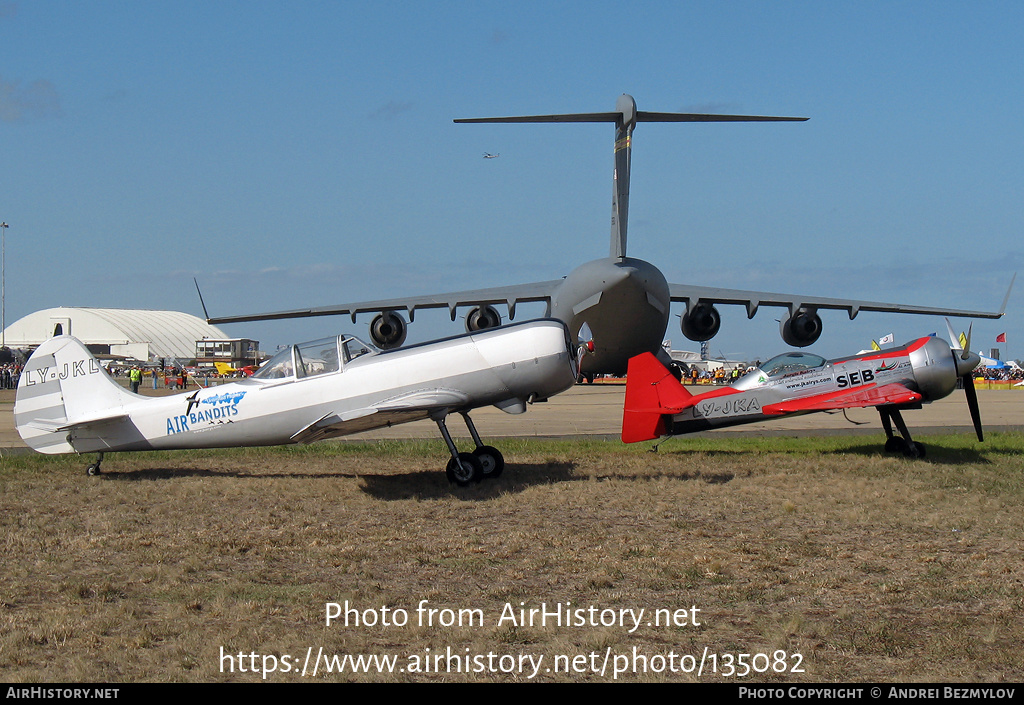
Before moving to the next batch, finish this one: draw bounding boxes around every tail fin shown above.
[622,352,693,443]
[14,336,143,454]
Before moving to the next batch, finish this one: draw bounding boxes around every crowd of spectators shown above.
[974,366,1023,382]
[0,363,20,389]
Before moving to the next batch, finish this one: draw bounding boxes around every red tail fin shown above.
[621,353,693,443]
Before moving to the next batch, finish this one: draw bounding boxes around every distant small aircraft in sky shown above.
[483,152,500,159]
[622,327,984,458]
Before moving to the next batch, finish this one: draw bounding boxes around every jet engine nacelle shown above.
[466,305,502,333]
[680,303,721,342]
[780,308,823,348]
[369,311,408,350]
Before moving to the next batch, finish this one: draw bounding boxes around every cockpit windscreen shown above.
[758,351,827,378]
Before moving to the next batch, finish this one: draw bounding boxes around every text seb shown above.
[835,368,875,388]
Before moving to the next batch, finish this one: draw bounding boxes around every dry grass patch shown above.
[1,433,1023,681]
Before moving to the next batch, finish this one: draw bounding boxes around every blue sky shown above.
[1,1,1021,361]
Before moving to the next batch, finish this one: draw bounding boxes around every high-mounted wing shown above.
[205,280,562,326]
[669,276,1014,348]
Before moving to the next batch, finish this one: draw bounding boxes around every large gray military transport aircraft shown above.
[206,94,1009,378]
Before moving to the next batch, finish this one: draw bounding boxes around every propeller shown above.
[945,319,983,441]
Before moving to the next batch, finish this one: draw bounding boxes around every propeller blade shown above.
[962,323,973,361]
[944,317,960,349]
[962,374,984,442]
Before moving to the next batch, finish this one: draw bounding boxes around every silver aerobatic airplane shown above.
[622,329,983,458]
[14,319,578,485]
[205,94,1009,380]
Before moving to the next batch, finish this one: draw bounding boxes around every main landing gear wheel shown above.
[473,445,504,479]
[884,437,905,454]
[905,441,926,459]
[884,437,925,459]
[879,408,924,460]
[446,452,483,486]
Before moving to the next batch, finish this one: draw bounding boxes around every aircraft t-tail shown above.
[205,94,1011,380]
[622,332,983,458]
[14,319,578,486]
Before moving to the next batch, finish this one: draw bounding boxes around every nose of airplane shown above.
[955,350,981,378]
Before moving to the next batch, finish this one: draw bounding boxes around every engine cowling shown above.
[680,303,721,342]
[465,305,502,333]
[780,308,822,347]
[369,311,408,349]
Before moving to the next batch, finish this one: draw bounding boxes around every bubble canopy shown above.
[252,335,377,380]
[757,351,827,378]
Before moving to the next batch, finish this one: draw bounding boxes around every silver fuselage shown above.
[15,320,577,455]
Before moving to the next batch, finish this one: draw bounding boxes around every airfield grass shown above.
[1,433,1023,682]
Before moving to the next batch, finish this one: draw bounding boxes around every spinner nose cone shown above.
[955,350,981,378]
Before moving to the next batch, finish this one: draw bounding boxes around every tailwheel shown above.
[473,445,504,479]
[446,452,483,486]
[86,453,104,476]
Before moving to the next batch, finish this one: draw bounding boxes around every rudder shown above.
[621,352,692,443]
[14,336,142,454]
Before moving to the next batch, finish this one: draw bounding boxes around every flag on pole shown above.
[878,333,894,346]
[996,332,1007,343]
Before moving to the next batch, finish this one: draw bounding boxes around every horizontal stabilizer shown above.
[55,412,131,432]
[456,111,807,125]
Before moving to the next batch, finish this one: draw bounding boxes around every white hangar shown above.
[2,307,230,361]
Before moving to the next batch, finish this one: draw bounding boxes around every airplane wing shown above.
[289,390,473,444]
[206,280,564,325]
[667,282,1011,321]
[762,383,923,415]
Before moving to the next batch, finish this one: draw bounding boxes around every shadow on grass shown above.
[97,460,735,500]
[358,462,579,500]
[825,443,994,465]
[359,463,736,500]
[98,461,581,500]
[100,466,370,481]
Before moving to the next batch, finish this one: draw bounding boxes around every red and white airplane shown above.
[622,333,983,458]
